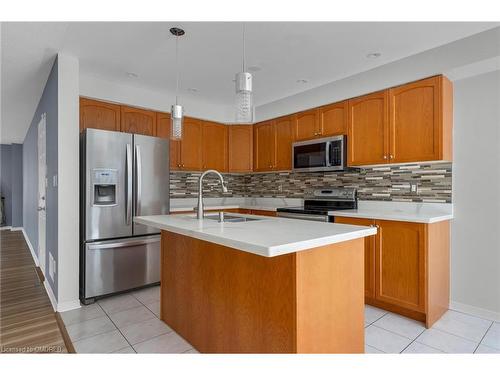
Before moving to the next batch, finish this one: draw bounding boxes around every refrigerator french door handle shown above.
[126,144,132,225]
[135,144,142,216]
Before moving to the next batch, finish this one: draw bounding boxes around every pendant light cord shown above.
[175,34,180,105]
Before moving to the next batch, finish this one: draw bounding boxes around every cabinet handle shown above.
[383,155,387,159]
[390,155,394,159]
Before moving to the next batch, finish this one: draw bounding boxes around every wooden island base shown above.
[160,231,365,353]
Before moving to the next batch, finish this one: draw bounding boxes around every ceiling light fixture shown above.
[187,87,198,93]
[126,72,138,78]
[235,23,254,124]
[296,79,309,84]
[170,27,185,140]
[366,52,382,59]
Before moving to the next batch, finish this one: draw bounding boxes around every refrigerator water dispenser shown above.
[92,169,118,206]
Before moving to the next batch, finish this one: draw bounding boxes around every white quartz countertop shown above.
[169,204,279,212]
[328,201,453,223]
[134,213,377,257]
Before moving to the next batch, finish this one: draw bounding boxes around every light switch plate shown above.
[53,175,58,187]
[410,183,418,193]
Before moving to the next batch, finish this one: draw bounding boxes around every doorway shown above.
[38,113,47,274]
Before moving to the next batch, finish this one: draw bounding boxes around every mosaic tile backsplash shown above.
[170,162,452,203]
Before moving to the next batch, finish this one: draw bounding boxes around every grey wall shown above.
[0,144,12,226]
[23,57,58,296]
[11,144,23,227]
[451,70,500,316]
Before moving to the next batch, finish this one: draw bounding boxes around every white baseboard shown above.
[0,226,12,230]
[11,227,23,231]
[21,228,40,267]
[450,300,500,322]
[44,280,58,311]
[57,300,81,312]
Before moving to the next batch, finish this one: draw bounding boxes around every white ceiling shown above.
[2,21,499,143]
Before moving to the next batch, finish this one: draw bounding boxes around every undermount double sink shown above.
[203,214,262,223]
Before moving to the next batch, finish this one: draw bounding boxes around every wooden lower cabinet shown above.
[335,216,450,328]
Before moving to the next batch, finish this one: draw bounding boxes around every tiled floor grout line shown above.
[430,325,485,346]
[398,327,431,354]
[472,321,494,353]
[97,301,137,353]
[67,314,117,345]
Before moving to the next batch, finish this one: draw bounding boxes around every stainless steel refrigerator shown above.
[80,128,169,304]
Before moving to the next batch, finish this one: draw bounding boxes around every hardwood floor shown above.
[0,230,67,353]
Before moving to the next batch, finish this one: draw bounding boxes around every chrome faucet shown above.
[197,170,228,219]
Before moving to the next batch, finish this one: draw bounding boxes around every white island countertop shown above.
[134,213,377,258]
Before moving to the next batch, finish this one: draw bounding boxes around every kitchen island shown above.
[135,213,377,353]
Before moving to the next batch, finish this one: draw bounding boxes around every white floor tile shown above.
[432,310,492,342]
[145,301,160,317]
[66,316,116,342]
[132,286,160,305]
[120,317,172,345]
[61,303,105,326]
[475,344,500,354]
[109,305,156,329]
[112,346,136,354]
[373,313,426,340]
[481,322,500,350]
[365,325,411,353]
[73,330,129,353]
[402,341,444,354]
[98,293,142,314]
[133,331,193,353]
[416,328,477,353]
[365,344,385,353]
[364,305,387,327]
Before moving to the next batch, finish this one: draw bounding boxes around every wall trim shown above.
[11,227,22,231]
[0,226,12,231]
[57,300,81,312]
[21,227,39,267]
[44,279,58,311]
[450,300,500,322]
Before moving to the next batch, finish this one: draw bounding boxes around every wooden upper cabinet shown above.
[319,101,348,137]
[228,125,253,172]
[253,121,275,172]
[120,106,157,136]
[80,98,121,133]
[179,117,203,171]
[389,75,452,163]
[375,220,426,313]
[274,116,294,170]
[294,109,319,141]
[347,91,389,166]
[334,217,376,299]
[201,121,228,171]
[157,112,180,170]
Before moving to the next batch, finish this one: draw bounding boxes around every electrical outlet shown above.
[278,184,283,192]
[410,183,418,194]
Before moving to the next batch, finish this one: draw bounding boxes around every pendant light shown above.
[235,24,254,123]
[170,27,185,140]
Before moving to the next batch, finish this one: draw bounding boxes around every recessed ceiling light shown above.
[366,52,382,59]
[187,88,198,93]
[296,79,309,84]
[126,72,138,78]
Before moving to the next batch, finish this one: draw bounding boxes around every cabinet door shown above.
[347,91,389,166]
[80,98,121,132]
[228,125,253,172]
[319,101,347,136]
[202,121,228,171]
[179,117,203,171]
[121,106,157,136]
[253,121,275,172]
[294,109,319,141]
[274,116,294,171]
[375,220,426,312]
[334,216,376,299]
[389,76,442,163]
[156,112,180,170]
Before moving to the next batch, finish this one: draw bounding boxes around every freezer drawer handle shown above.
[87,238,159,250]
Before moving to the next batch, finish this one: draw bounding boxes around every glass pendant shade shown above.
[235,71,254,123]
[170,104,183,140]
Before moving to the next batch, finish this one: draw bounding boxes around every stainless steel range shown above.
[276,188,357,222]
[80,128,169,304]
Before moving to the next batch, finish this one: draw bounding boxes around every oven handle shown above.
[277,212,330,222]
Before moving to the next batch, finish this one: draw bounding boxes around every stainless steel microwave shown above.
[292,135,347,172]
